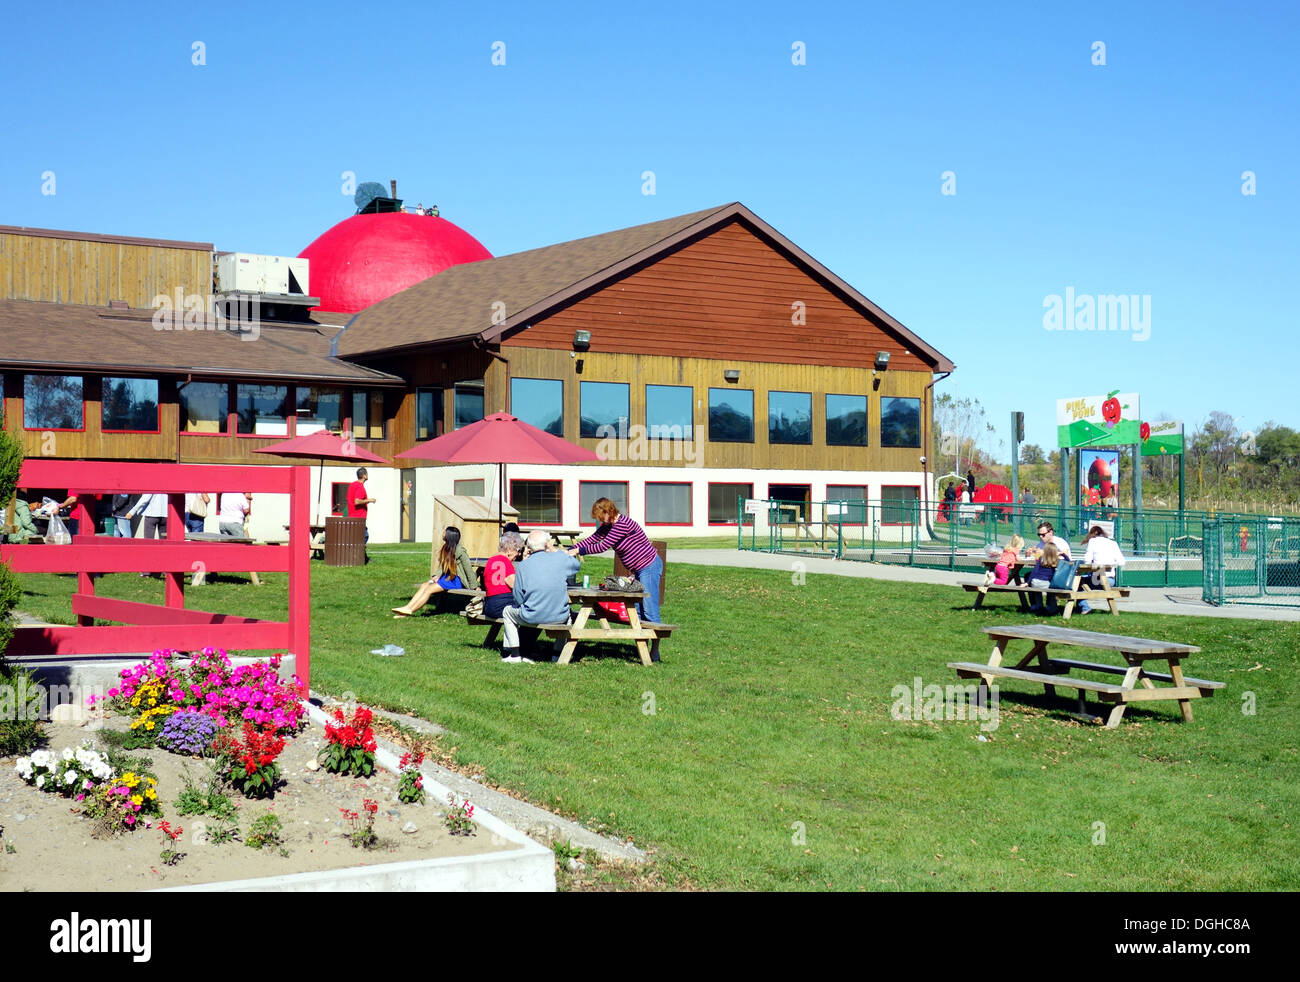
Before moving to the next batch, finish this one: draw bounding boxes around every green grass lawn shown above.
[14,545,1299,891]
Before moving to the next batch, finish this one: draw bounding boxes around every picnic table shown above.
[961,557,1129,618]
[186,532,263,585]
[461,585,676,665]
[949,624,1224,727]
[517,527,582,546]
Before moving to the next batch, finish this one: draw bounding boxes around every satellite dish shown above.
[354,182,388,214]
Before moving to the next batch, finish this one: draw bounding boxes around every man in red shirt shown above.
[347,468,376,546]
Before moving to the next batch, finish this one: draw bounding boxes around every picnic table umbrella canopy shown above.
[253,430,388,524]
[397,412,600,527]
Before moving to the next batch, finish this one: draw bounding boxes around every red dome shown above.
[299,212,492,314]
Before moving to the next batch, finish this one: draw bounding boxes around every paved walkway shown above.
[667,549,1300,622]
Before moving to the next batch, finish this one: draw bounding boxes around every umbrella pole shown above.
[316,459,324,526]
[499,461,504,529]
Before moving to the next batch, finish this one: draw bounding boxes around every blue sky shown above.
[2,0,1295,454]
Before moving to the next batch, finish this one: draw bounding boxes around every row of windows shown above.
[504,378,922,448]
[4,374,386,438]
[502,479,922,526]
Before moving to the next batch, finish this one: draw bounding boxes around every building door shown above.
[400,468,416,542]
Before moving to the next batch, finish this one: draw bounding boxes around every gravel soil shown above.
[0,713,516,891]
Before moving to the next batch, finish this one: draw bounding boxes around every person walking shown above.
[111,493,139,538]
[347,467,376,543]
[185,492,211,533]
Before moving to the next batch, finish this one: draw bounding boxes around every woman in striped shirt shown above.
[568,497,664,660]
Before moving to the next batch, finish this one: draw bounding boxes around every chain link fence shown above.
[738,495,1299,601]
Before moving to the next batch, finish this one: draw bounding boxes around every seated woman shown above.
[1077,525,1125,615]
[483,531,524,619]
[392,526,477,617]
[1026,541,1062,616]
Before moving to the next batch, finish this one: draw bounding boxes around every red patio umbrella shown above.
[253,429,388,524]
[397,412,600,526]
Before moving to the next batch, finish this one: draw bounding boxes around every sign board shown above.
[744,499,762,516]
[1056,392,1141,448]
[1080,449,1120,506]
[1140,419,1184,456]
[1088,519,1115,538]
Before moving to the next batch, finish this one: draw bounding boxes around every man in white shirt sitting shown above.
[1034,521,1072,561]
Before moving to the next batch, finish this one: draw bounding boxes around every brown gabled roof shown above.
[335,202,954,373]
[0,299,403,386]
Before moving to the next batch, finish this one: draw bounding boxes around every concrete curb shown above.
[159,700,556,892]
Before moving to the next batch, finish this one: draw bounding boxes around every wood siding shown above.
[0,231,210,310]
[503,219,933,372]
[501,347,931,473]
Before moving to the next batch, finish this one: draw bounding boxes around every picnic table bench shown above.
[948,624,1224,727]
[961,558,1129,618]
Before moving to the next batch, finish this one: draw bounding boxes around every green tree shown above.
[1019,443,1046,465]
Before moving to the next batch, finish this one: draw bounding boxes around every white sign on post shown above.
[744,499,762,516]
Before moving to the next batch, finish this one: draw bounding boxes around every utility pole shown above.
[1010,411,1023,532]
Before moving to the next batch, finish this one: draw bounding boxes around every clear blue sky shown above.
[3,0,1295,455]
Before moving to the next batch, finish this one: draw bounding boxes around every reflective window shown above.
[454,381,484,430]
[881,485,921,524]
[646,385,693,440]
[179,381,228,434]
[454,479,485,497]
[580,381,630,438]
[579,481,629,524]
[23,375,83,430]
[350,390,385,440]
[880,397,921,448]
[297,386,344,434]
[707,482,753,523]
[512,378,564,436]
[511,480,562,524]
[416,387,443,440]
[236,384,291,435]
[826,394,867,446]
[708,388,754,443]
[826,484,868,524]
[102,377,160,431]
[768,391,812,445]
[646,483,692,524]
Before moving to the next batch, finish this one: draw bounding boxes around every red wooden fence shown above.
[1,460,312,687]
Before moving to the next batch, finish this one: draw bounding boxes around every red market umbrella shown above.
[397,412,600,526]
[254,430,388,524]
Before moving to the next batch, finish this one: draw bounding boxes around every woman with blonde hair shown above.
[393,526,477,616]
[567,497,665,660]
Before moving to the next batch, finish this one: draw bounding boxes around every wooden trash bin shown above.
[430,495,520,575]
[616,540,666,604]
[324,516,367,566]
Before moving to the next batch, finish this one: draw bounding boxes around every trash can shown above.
[324,516,367,566]
[616,540,666,605]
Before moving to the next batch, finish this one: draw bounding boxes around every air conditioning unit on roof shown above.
[216,253,310,297]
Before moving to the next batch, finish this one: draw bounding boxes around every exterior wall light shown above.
[573,330,592,352]
[723,369,741,382]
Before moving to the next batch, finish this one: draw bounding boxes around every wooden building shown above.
[0,205,954,541]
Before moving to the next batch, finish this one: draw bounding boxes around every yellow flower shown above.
[145,722,154,730]
[130,795,143,806]
[145,789,156,800]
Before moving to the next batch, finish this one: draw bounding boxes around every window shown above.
[826,484,868,524]
[23,375,83,430]
[416,387,443,440]
[511,378,563,436]
[179,381,228,434]
[646,482,692,525]
[708,482,753,524]
[297,386,344,434]
[768,483,811,522]
[454,381,484,430]
[330,482,350,516]
[708,388,754,443]
[646,384,693,439]
[351,390,385,440]
[580,381,629,438]
[454,479,485,497]
[511,480,562,525]
[880,397,921,448]
[579,481,629,525]
[881,485,921,525]
[236,383,291,435]
[102,377,160,432]
[768,391,812,445]
[826,394,867,446]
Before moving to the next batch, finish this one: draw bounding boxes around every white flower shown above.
[62,747,74,761]
[63,770,78,785]
[15,759,33,780]
[35,775,46,789]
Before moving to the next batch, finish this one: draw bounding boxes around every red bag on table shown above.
[593,601,630,623]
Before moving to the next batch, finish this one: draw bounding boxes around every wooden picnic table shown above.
[187,531,262,585]
[962,558,1128,618]
[949,624,1224,727]
[517,527,583,546]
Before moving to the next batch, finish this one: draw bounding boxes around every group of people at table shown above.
[4,490,262,543]
[391,496,665,663]
[984,520,1126,616]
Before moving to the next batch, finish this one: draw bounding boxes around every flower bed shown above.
[0,650,519,890]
